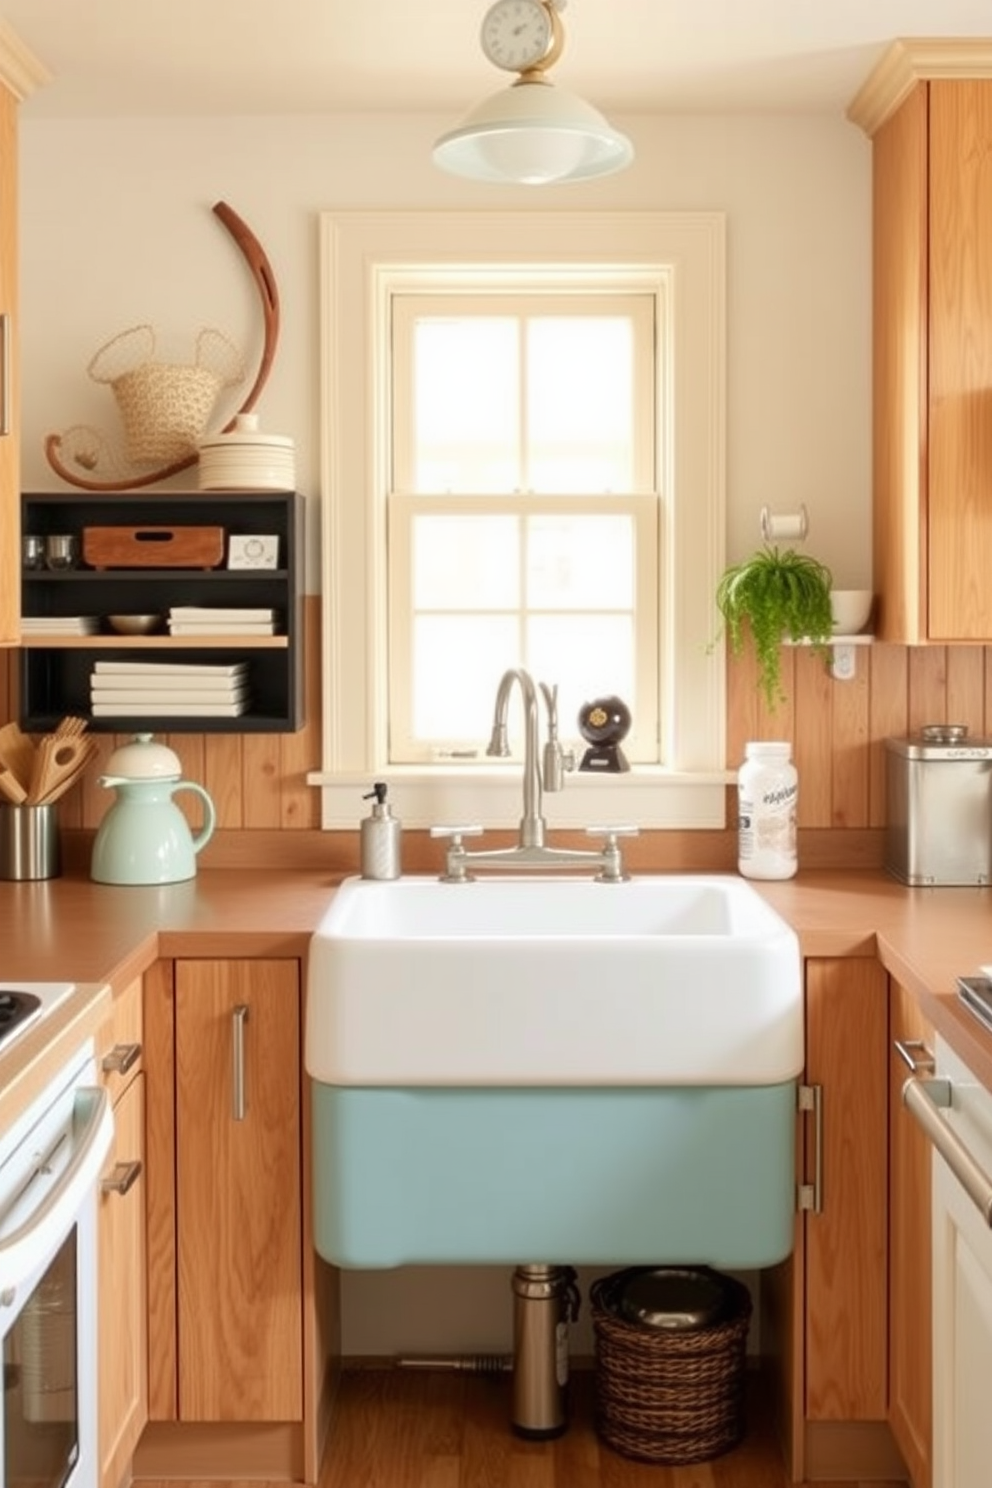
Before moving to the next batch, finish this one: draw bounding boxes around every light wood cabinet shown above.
[140,955,337,1484]
[862,71,992,642]
[174,957,302,1420]
[889,979,933,1488]
[803,957,889,1420]
[0,79,20,647]
[96,976,148,1488]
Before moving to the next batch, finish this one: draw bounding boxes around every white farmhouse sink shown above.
[305,874,802,1088]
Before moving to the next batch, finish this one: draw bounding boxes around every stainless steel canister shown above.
[884,725,992,885]
[0,803,62,881]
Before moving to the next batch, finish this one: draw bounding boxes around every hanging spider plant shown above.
[715,545,833,709]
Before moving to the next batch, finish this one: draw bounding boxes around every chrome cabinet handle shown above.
[798,1083,823,1213]
[903,1075,992,1228]
[101,1159,142,1197]
[0,313,10,438]
[232,1004,249,1121]
[102,1041,142,1076]
[894,1038,935,1074]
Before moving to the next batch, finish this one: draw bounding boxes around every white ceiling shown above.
[2,0,992,119]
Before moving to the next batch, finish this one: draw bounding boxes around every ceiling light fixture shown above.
[432,0,633,187]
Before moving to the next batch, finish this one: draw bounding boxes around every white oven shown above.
[0,1038,114,1488]
[904,1033,992,1488]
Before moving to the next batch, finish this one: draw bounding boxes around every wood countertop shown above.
[1,865,991,1101]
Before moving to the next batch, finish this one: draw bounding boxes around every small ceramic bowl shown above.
[107,613,161,636]
[830,590,873,634]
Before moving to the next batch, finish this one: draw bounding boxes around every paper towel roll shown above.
[760,504,808,542]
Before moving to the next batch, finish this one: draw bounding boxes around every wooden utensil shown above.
[28,735,96,805]
[0,722,36,793]
[54,715,88,739]
[0,767,27,804]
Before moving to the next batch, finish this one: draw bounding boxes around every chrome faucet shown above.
[431,666,638,882]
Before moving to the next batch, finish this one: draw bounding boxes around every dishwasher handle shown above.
[903,1074,992,1229]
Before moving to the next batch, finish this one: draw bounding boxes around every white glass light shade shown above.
[433,77,633,185]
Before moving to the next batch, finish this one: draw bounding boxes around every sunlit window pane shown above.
[526,515,634,610]
[527,318,634,493]
[413,616,520,739]
[413,515,520,609]
[413,318,519,492]
[527,615,636,744]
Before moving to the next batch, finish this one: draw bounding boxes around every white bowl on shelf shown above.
[830,589,873,635]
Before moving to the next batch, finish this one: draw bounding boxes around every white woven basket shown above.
[88,324,245,465]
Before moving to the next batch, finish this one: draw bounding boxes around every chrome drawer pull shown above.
[895,1038,935,1074]
[101,1159,142,1197]
[903,1075,992,1228]
[102,1041,141,1076]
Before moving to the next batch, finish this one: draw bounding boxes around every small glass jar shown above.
[737,741,798,881]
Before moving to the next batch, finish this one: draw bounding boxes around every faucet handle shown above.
[587,825,639,884]
[430,825,483,884]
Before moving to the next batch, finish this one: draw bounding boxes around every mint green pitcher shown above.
[90,733,216,885]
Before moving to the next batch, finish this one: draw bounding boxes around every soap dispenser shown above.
[360,782,402,880]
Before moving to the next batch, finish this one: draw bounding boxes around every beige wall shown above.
[18,109,872,591]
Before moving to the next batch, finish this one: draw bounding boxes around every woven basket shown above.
[88,325,245,465]
[589,1269,752,1466]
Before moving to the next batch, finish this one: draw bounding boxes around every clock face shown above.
[480,0,552,73]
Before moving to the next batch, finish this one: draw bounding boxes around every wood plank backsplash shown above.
[0,603,987,839]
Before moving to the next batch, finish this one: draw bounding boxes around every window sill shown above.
[307,766,733,831]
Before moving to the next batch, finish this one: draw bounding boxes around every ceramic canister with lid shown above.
[737,741,798,881]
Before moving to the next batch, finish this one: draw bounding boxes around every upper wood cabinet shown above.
[0,80,20,647]
[853,47,992,642]
[0,30,48,647]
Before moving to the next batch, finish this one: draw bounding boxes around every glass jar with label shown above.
[737,741,798,880]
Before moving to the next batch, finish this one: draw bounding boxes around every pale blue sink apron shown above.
[311,1081,796,1269]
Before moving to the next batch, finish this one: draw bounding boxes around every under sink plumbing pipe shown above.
[395,1354,512,1374]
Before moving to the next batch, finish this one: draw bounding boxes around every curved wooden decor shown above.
[44,200,282,492]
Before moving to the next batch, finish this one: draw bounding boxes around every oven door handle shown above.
[0,1086,114,1297]
[903,1074,992,1228]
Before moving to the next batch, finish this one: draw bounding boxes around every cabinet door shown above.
[804,958,888,1419]
[889,980,933,1488]
[175,959,302,1421]
[929,80,992,641]
[98,1070,147,1488]
[0,82,19,647]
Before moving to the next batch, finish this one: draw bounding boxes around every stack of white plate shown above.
[198,413,296,491]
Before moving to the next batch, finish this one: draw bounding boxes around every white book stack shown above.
[89,660,251,718]
[167,606,278,636]
[22,615,101,635]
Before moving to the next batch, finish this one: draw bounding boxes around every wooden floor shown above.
[315,1368,908,1488]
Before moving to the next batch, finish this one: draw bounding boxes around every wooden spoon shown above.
[0,722,36,793]
[0,767,27,804]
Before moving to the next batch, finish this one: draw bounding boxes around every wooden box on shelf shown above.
[19,490,305,733]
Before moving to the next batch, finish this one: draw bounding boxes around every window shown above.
[314,212,727,830]
[388,292,657,764]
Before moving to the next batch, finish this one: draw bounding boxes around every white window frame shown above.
[312,211,729,830]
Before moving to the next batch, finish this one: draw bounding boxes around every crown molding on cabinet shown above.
[848,37,992,137]
[0,19,52,102]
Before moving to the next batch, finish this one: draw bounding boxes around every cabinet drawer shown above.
[97,975,144,1100]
